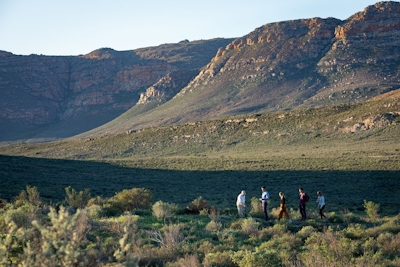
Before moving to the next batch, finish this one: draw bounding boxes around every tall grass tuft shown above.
[65,186,91,209]
[363,200,380,220]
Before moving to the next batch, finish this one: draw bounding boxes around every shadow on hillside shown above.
[1,155,399,215]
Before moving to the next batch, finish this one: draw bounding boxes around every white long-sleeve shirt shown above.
[237,194,245,206]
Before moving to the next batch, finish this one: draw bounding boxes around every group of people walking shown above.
[236,187,326,221]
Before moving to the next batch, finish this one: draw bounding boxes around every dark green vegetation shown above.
[1,154,399,215]
[1,186,399,266]
[1,90,400,215]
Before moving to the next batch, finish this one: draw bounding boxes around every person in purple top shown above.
[259,186,270,221]
[298,187,310,220]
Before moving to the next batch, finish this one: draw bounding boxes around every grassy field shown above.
[1,152,399,215]
[1,95,400,216]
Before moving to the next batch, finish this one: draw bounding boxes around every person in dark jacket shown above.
[298,187,309,220]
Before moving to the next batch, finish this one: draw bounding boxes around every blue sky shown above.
[0,0,381,56]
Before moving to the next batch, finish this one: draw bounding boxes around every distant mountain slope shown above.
[83,1,400,137]
[2,87,399,160]
[0,38,234,142]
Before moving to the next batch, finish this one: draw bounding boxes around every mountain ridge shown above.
[1,1,399,142]
[81,1,400,137]
[0,38,234,142]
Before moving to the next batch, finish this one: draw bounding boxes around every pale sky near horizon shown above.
[0,0,383,56]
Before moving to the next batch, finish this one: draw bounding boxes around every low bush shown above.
[296,225,316,240]
[113,188,153,211]
[167,254,201,267]
[240,218,260,237]
[231,248,281,267]
[152,200,179,220]
[205,220,223,233]
[203,250,235,267]
[187,196,210,214]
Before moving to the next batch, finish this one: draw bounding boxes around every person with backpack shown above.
[298,187,310,220]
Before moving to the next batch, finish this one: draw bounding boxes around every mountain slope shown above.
[0,38,234,142]
[2,87,399,160]
[82,1,400,137]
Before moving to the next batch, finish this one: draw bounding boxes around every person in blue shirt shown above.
[259,186,270,221]
[316,191,326,219]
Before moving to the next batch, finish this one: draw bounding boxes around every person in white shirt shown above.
[259,186,270,221]
[236,190,246,217]
[316,191,326,219]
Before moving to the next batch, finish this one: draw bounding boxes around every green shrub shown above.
[297,225,316,240]
[342,211,360,223]
[187,196,210,214]
[199,208,209,216]
[203,250,235,267]
[343,224,367,239]
[327,212,344,224]
[377,232,400,255]
[197,240,215,255]
[102,199,125,216]
[240,218,260,237]
[1,206,90,266]
[86,204,104,220]
[87,196,106,207]
[363,200,380,219]
[0,204,36,231]
[205,220,223,233]
[208,206,221,222]
[65,186,91,209]
[249,197,263,218]
[300,231,356,266]
[260,233,299,250]
[0,219,22,266]
[113,224,139,267]
[152,200,179,220]
[14,185,42,207]
[167,254,201,267]
[147,223,187,249]
[231,248,281,267]
[113,188,153,211]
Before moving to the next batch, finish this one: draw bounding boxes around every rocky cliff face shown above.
[175,1,400,113]
[0,39,233,141]
[315,1,400,101]
[138,69,199,105]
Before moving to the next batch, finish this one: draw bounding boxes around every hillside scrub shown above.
[0,186,399,266]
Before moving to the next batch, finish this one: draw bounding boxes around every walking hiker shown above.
[277,192,291,222]
[316,191,326,219]
[298,187,310,220]
[236,190,246,217]
[259,186,270,221]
